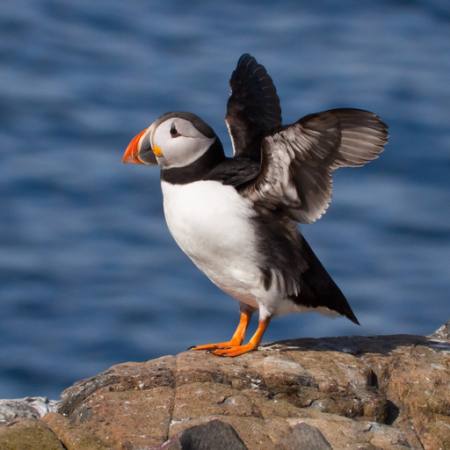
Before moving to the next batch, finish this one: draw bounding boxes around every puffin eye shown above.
[170,123,181,138]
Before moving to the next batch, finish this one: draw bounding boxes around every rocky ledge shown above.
[1,323,449,450]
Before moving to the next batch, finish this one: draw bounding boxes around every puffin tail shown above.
[296,236,360,325]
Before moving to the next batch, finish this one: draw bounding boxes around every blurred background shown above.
[1,0,449,399]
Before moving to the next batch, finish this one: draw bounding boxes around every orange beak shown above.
[122,129,147,164]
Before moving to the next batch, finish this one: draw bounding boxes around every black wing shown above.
[243,108,388,223]
[225,54,282,161]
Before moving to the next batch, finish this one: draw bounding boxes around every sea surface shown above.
[0,0,449,398]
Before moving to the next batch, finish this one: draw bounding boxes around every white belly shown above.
[161,180,261,307]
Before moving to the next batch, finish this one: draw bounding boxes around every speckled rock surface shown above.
[2,323,449,450]
[0,397,58,423]
[0,418,64,450]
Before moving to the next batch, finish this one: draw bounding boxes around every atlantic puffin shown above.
[122,54,388,357]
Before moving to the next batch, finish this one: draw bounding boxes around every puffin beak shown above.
[122,129,147,164]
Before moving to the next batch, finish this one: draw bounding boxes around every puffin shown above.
[122,53,388,357]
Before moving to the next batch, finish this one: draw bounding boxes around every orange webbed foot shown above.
[212,343,258,357]
[212,318,270,357]
[190,340,239,351]
[189,310,252,352]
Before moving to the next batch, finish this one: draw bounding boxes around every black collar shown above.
[161,139,226,185]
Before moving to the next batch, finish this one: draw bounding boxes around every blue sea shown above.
[0,0,449,399]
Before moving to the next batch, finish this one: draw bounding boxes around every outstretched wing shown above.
[225,54,282,160]
[243,108,388,223]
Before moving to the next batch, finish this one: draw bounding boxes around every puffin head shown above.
[122,112,222,170]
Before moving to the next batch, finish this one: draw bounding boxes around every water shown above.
[0,0,449,398]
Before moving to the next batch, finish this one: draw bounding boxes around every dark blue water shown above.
[1,0,449,398]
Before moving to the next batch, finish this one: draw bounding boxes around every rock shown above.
[0,397,58,423]
[161,419,248,450]
[2,323,450,449]
[430,320,450,341]
[281,422,332,450]
[0,418,64,450]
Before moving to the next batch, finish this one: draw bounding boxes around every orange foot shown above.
[190,310,252,352]
[212,318,270,357]
[190,341,239,351]
[212,343,258,357]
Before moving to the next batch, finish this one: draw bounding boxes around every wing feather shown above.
[243,108,388,223]
[225,54,282,160]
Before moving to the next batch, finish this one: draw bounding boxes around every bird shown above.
[122,53,388,357]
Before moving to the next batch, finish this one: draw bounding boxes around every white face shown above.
[150,118,215,169]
